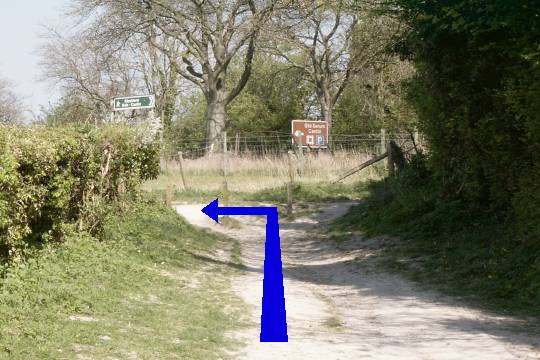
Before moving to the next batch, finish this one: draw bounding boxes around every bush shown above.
[390,0,540,244]
[0,125,160,258]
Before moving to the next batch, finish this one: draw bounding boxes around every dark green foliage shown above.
[390,0,540,243]
[333,62,416,134]
[336,164,540,314]
[227,55,310,135]
[164,94,207,157]
[0,125,159,257]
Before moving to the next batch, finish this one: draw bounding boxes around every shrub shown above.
[0,124,159,258]
[390,0,540,245]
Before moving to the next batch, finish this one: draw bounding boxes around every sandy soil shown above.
[175,202,540,360]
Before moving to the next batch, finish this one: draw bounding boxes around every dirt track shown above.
[175,202,540,360]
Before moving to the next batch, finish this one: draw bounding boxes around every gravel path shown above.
[175,202,540,360]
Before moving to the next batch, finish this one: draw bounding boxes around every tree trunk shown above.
[206,98,227,153]
[320,97,334,151]
[161,68,177,134]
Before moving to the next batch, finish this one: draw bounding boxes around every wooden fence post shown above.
[235,133,240,156]
[386,140,394,177]
[165,184,173,207]
[178,151,188,190]
[380,128,386,155]
[221,146,230,206]
[287,151,295,217]
[297,135,305,177]
[413,129,422,152]
[223,131,228,153]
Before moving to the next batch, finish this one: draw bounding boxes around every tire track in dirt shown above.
[176,203,540,360]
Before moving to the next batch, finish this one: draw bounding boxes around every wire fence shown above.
[169,131,418,159]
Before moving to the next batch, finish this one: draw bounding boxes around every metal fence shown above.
[171,130,418,159]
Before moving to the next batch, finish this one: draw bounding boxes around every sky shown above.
[0,0,70,119]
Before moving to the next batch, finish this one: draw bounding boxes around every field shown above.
[144,151,385,198]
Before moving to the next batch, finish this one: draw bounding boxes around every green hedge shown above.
[0,125,159,258]
[390,0,540,245]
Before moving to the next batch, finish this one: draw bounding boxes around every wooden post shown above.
[297,135,304,176]
[178,151,188,190]
[413,129,421,151]
[223,131,228,153]
[386,140,394,177]
[380,128,386,155]
[287,151,295,217]
[333,151,389,183]
[221,146,230,206]
[165,184,173,207]
[235,133,240,156]
[163,156,169,174]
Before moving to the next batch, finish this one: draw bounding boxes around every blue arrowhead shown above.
[201,198,219,223]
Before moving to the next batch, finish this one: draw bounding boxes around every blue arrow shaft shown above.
[217,206,277,217]
[215,204,287,342]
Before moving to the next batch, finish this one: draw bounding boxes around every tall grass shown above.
[144,151,385,194]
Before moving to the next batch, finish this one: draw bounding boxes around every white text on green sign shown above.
[113,95,155,111]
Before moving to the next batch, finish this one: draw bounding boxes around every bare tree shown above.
[40,24,183,129]
[137,36,182,131]
[266,1,397,142]
[40,27,139,121]
[0,78,23,124]
[72,0,287,152]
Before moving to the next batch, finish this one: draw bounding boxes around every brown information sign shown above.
[291,120,329,148]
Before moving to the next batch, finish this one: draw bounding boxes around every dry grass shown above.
[143,150,385,193]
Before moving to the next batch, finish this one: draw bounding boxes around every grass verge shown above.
[332,176,540,317]
[149,182,365,212]
[0,202,246,359]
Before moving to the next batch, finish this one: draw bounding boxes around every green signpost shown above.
[113,95,155,111]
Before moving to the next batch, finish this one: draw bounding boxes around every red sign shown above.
[291,120,329,148]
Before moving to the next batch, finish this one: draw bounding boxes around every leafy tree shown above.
[227,55,310,134]
[167,55,310,154]
[333,57,416,134]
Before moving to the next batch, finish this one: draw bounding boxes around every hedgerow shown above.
[0,125,159,258]
[390,0,540,245]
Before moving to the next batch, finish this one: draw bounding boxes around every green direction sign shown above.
[113,95,155,111]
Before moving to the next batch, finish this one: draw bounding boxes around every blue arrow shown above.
[202,198,273,222]
[201,198,288,342]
